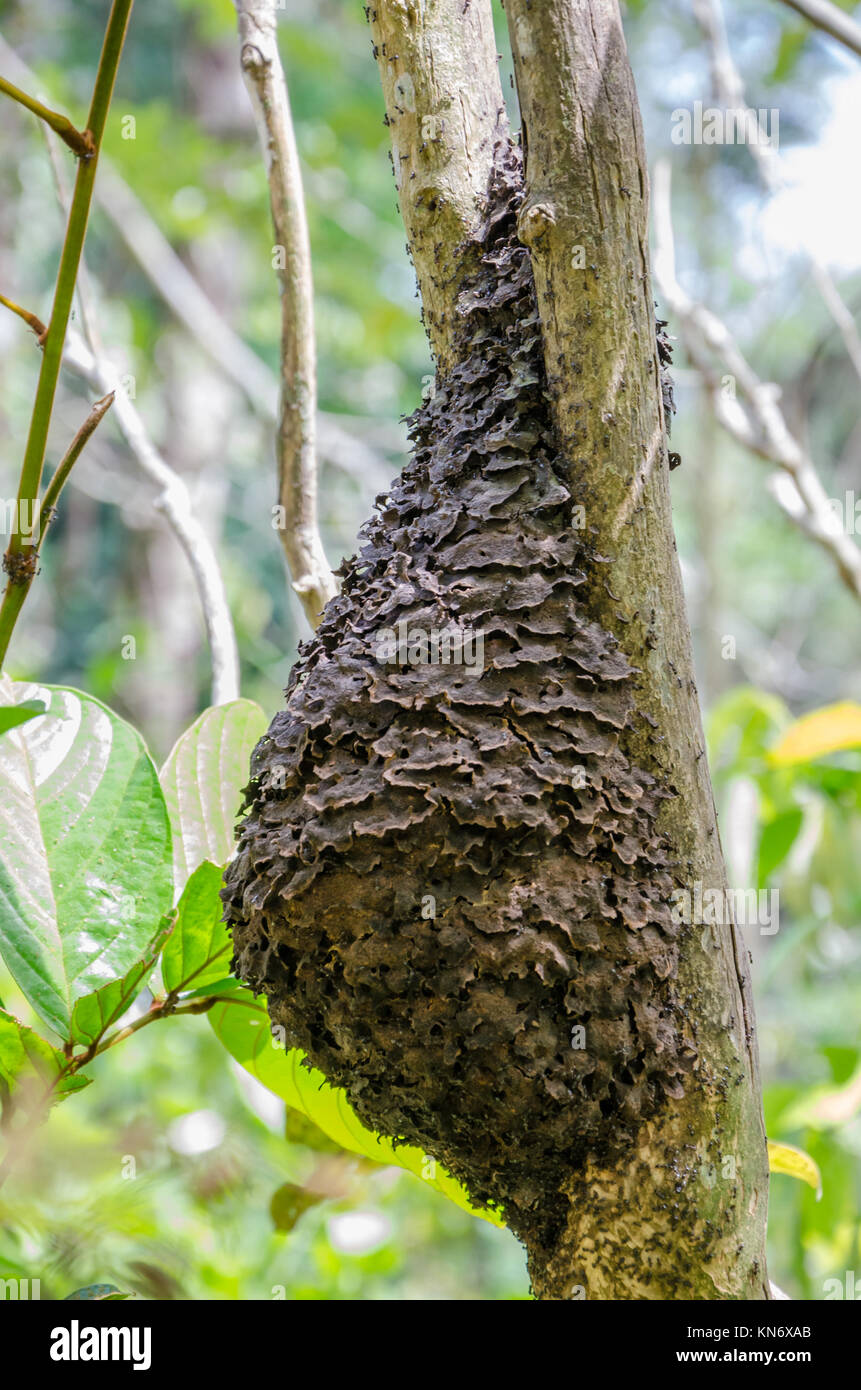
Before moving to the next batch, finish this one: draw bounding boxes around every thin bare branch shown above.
[694,0,861,390]
[778,0,861,59]
[653,159,861,602]
[0,293,47,341]
[234,0,335,628]
[810,259,861,385]
[63,331,240,705]
[37,392,115,547]
[692,0,781,190]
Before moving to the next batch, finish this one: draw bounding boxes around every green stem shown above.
[0,73,93,157]
[37,392,115,547]
[0,0,134,670]
[0,993,222,1191]
[83,994,219,1063]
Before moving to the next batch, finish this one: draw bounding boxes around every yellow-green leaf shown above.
[769,701,861,766]
[767,1140,822,1197]
[161,861,230,994]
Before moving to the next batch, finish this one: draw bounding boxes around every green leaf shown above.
[0,1009,91,1108]
[0,680,174,1038]
[159,699,267,895]
[767,1139,822,1198]
[69,916,175,1049]
[757,806,803,886]
[209,987,503,1227]
[707,686,789,776]
[0,700,47,736]
[769,701,861,767]
[161,861,230,994]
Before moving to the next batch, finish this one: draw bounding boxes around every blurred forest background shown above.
[0,0,859,1299]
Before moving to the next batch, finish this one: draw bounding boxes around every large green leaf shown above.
[209,987,503,1227]
[161,861,230,993]
[159,700,267,895]
[0,1009,91,1110]
[0,681,173,1039]
[69,916,175,1049]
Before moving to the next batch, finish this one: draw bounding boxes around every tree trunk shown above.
[500,0,770,1298]
[226,0,770,1300]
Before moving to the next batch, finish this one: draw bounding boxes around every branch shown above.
[0,73,93,157]
[692,0,781,190]
[37,392,115,548]
[0,391,114,631]
[367,0,509,368]
[63,331,240,705]
[694,0,861,390]
[234,0,335,629]
[0,0,134,669]
[777,0,861,59]
[809,259,861,385]
[652,158,861,603]
[0,293,47,342]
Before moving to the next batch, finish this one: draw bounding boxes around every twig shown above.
[652,159,861,603]
[809,260,861,386]
[777,0,861,59]
[37,392,115,548]
[0,390,114,615]
[0,0,135,669]
[694,0,861,390]
[692,0,780,191]
[234,0,336,628]
[0,294,47,341]
[0,73,93,157]
[63,331,240,706]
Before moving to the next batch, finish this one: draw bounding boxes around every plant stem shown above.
[0,0,134,670]
[0,73,93,156]
[0,991,225,1191]
[84,994,219,1062]
[37,392,115,547]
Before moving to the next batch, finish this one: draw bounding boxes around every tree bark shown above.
[372,0,770,1300]
[367,0,509,369]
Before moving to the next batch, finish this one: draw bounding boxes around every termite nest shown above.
[223,142,696,1249]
